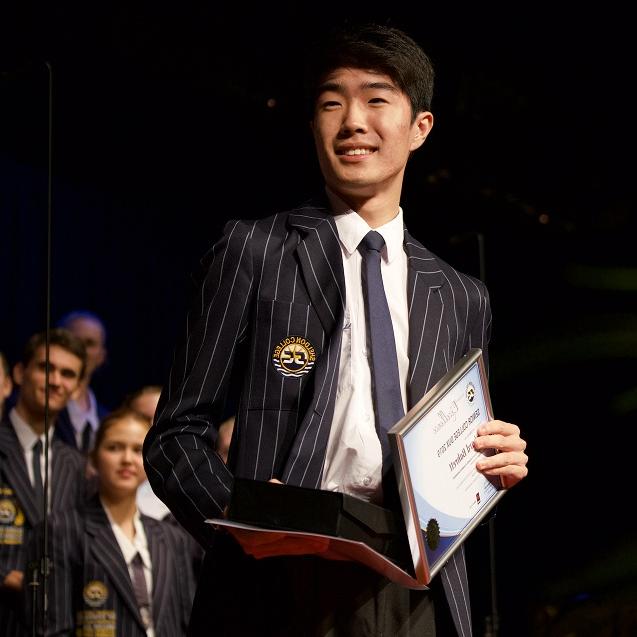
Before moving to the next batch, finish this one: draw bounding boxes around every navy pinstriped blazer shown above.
[144,202,491,637]
[0,415,88,637]
[25,494,196,637]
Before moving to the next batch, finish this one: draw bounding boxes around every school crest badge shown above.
[272,336,316,377]
[83,580,109,608]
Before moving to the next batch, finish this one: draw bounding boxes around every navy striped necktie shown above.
[358,230,405,474]
[32,439,44,504]
[131,552,152,629]
[81,421,92,454]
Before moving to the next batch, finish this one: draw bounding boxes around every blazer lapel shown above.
[84,498,146,631]
[146,519,169,628]
[282,206,346,487]
[404,232,473,636]
[404,230,448,408]
[288,207,346,336]
[0,419,40,526]
[50,441,75,511]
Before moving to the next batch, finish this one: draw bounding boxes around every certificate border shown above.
[388,348,506,584]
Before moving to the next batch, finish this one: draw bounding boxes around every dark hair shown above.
[22,328,87,379]
[122,385,163,408]
[0,351,9,376]
[92,407,151,460]
[304,23,435,120]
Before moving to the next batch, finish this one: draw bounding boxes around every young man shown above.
[0,329,90,636]
[144,24,528,636]
[55,310,110,453]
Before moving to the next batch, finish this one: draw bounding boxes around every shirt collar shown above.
[102,500,151,569]
[326,188,405,264]
[9,407,51,452]
[67,388,100,433]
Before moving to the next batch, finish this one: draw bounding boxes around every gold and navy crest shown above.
[83,580,109,608]
[466,382,476,403]
[272,336,316,378]
[0,499,17,525]
[0,491,25,545]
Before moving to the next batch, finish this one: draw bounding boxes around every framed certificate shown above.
[388,348,506,584]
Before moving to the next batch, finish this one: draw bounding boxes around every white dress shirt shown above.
[321,193,410,503]
[66,388,100,449]
[136,480,171,520]
[103,502,155,637]
[9,408,53,504]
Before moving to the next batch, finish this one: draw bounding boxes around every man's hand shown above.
[2,570,24,591]
[473,420,528,489]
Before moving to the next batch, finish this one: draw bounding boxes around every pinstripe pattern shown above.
[25,495,196,636]
[0,417,88,637]
[144,202,491,636]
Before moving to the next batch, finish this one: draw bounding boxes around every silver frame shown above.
[388,348,506,584]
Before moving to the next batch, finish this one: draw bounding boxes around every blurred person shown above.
[124,385,163,422]
[0,329,89,636]
[124,386,205,577]
[26,408,196,636]
[0,351,12,419]
[123,387,170,520]
[55,311,109,453]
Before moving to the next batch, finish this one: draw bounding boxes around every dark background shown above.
[1,3,636,635]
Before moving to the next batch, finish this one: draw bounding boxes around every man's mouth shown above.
[336,147,377,156]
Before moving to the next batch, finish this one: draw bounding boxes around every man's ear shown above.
[409,111,434,152]
[12,362,24,387]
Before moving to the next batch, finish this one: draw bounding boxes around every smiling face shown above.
[311,67,433,207]
[14,344,83,422]
[94,416,149,499]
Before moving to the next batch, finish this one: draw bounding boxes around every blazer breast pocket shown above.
[247,298,325,411]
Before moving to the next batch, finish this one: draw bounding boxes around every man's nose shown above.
[340,102,368,135]
[48,369,61,386]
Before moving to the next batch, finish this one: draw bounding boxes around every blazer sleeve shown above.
[143,218,255,547]
[466,276,493,373]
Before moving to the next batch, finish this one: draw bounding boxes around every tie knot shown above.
[359,230,385,254]
[32,439,43,454]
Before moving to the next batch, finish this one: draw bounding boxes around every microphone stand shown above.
[28,60,53,637]
[477,231,499,637]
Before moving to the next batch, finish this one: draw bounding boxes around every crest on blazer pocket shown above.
[83,580,109,608]
[272,336,316,378]
[0,493,25,545]
[0,499,17,525]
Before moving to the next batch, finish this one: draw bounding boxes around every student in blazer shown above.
[144,24,529,637]
[0,329,89,637]
[27,409,196,637]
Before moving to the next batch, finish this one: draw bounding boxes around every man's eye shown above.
[369,97,388,104]
[322,100,341,109]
